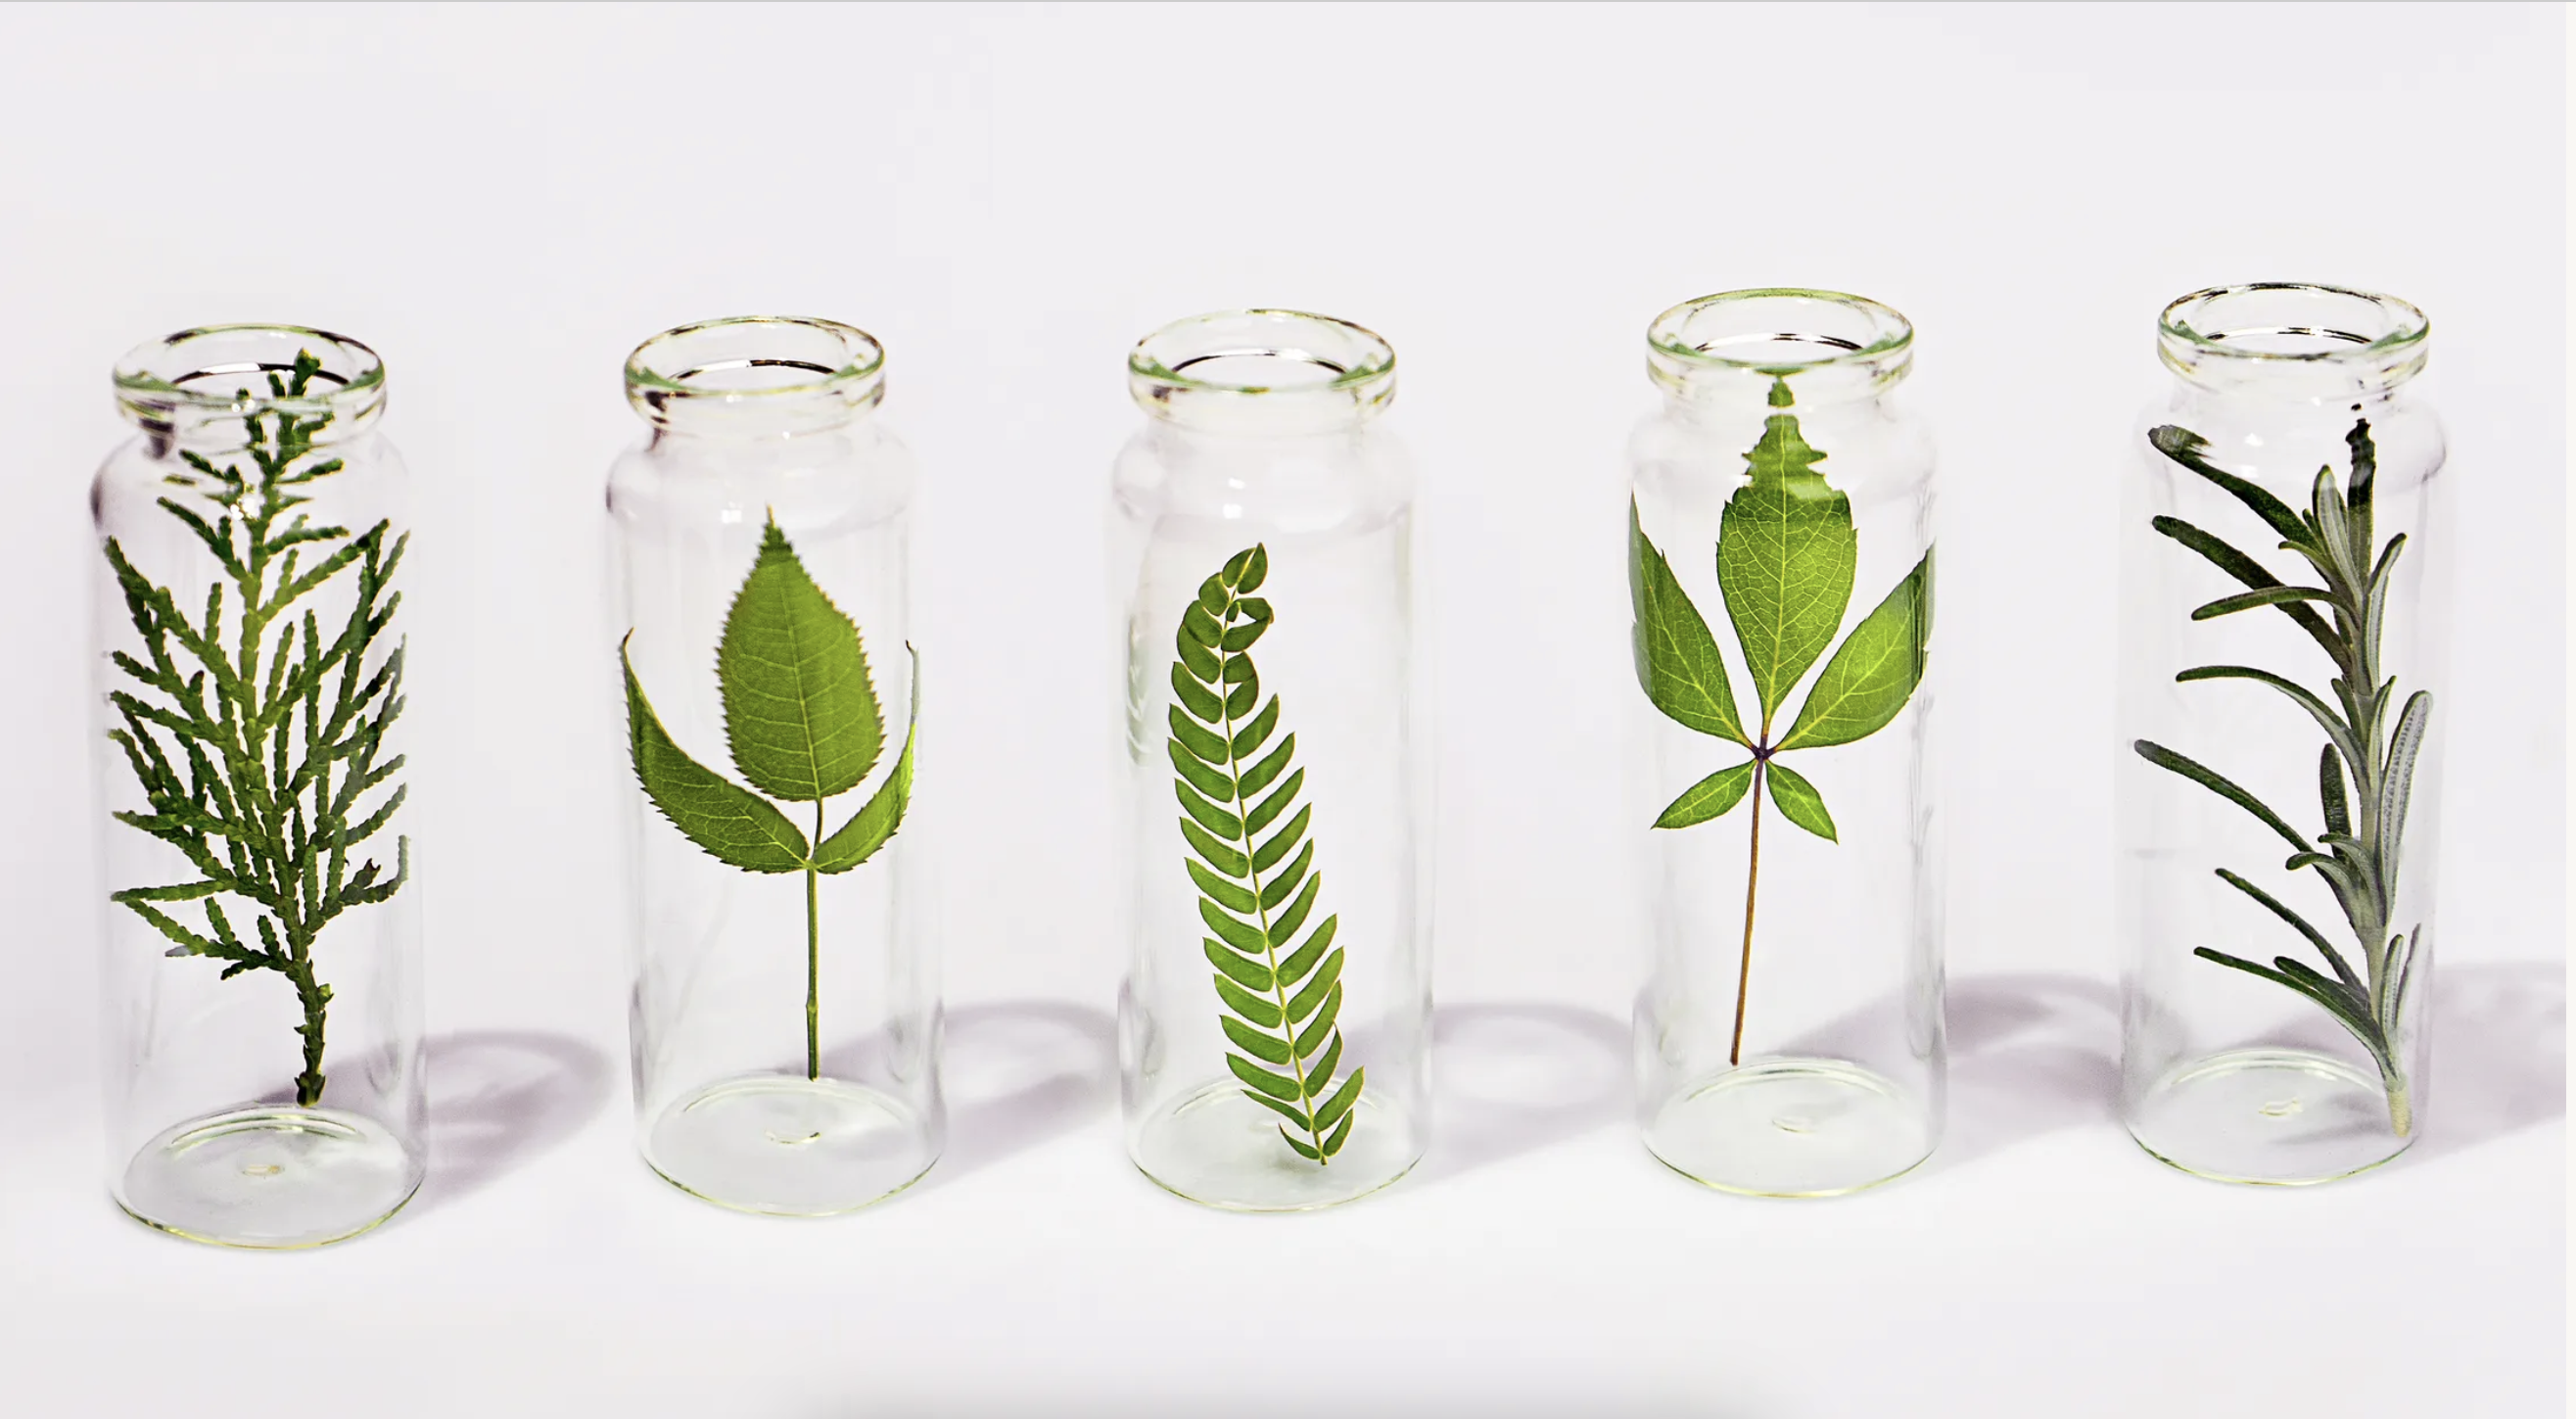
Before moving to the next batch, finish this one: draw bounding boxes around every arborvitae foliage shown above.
[105,350,408,1108]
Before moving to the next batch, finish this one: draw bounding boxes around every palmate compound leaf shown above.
[1775,547,1932,751]
[1763,759,1837,842]
[719,514,884,803]
[1629,501,1747,744]
[1168,544,1361,1164]
[1715,388,1857,723]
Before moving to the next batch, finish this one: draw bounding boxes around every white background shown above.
[0,4,2562,1414]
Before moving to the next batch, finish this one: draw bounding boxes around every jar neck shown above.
[627,315,886,439]
[115,325,386,453]
[2158,283,2427,405]
[1647,288,1913,410]
[1129,309,1395,437]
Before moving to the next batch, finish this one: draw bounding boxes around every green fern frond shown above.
[1169,544,1362,1164]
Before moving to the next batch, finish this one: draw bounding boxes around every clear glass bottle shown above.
[2119,283,2449,1185]
[90,325,425,1247]
[1626,289,1943,1197]
[1112,309,1430,1210]
[609,316,939,1214]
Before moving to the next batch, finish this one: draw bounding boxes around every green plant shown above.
[623,514,915,1081]
[2133,417,2428,1136]
[105,350,408,1109]
[1168,544,1362,1163]
[1630,378,1931,1065]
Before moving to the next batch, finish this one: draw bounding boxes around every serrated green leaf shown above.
[1777,547,1930,751]
[1764,760,1837,841]
[1655,760,1755,829]
[1716,411,1856,720]
[717,516,883,802]
[1223,1016,1292,1065]
[812,654,917,873]
[625,641,810,873]
[1629,502,1748,744]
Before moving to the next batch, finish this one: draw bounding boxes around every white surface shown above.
[0,3,2562,1414]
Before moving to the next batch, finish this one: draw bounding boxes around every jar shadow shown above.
[2412,960,2565,1162]
[926,1000,1117,1185]
[410,1029,615,1213]
[1415,1003,1628,1184]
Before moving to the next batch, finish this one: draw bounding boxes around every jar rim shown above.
[115,324,387,428]
[1647,288,1915,372]
[626,314,885,401]
[2158,282,2429,365]
[1128,308,1397,395]
[1128,309,1397,433]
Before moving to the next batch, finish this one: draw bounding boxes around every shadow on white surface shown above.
[1944,971,2124,1167]
[1416,1003,1628,1184]
[2413,960,2565,1163]
[928,999,1117,1184]
[409,1028,614,1213]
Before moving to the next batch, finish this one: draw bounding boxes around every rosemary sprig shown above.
[2135,417,2430,1136]
[104,351,409,1109]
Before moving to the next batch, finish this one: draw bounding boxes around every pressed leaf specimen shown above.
[623,514,915,1081]
[1630,378,1931,1064]
[104,350,408,1109]
[1167,544,1363,1163]
[2132,418,2428,1135]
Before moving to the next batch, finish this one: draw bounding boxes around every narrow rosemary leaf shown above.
[2191,586,2337,620]
[2319,745,2351,838]
[2215,868,2358,990]
[2148,425,2316,548]
[2148,515,2346,665]
[2133,739,2310,851]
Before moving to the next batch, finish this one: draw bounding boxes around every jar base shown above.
[1131,1080,1418,1212]
[1644,1058,1934,1198]
[117,1105,421,1249]
[643,1073,937,1216]
[2127,1047,2412,1185]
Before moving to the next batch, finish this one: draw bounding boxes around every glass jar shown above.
[2119,283,2449,1185]
[608,316,939,1214]
[90,325,424,1247]
[1111,309,1430,1210]
[1626,290,1943,1197]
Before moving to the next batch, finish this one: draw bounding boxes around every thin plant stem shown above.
[807,799,823,1081]
[1730,732,1773,1067]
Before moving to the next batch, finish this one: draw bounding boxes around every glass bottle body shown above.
[2118,284,2449,1185]
[608,317,939,1215]
[90,326,425,1247]
[1626,291,1944,1197]
[1112,311,1430,1210]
